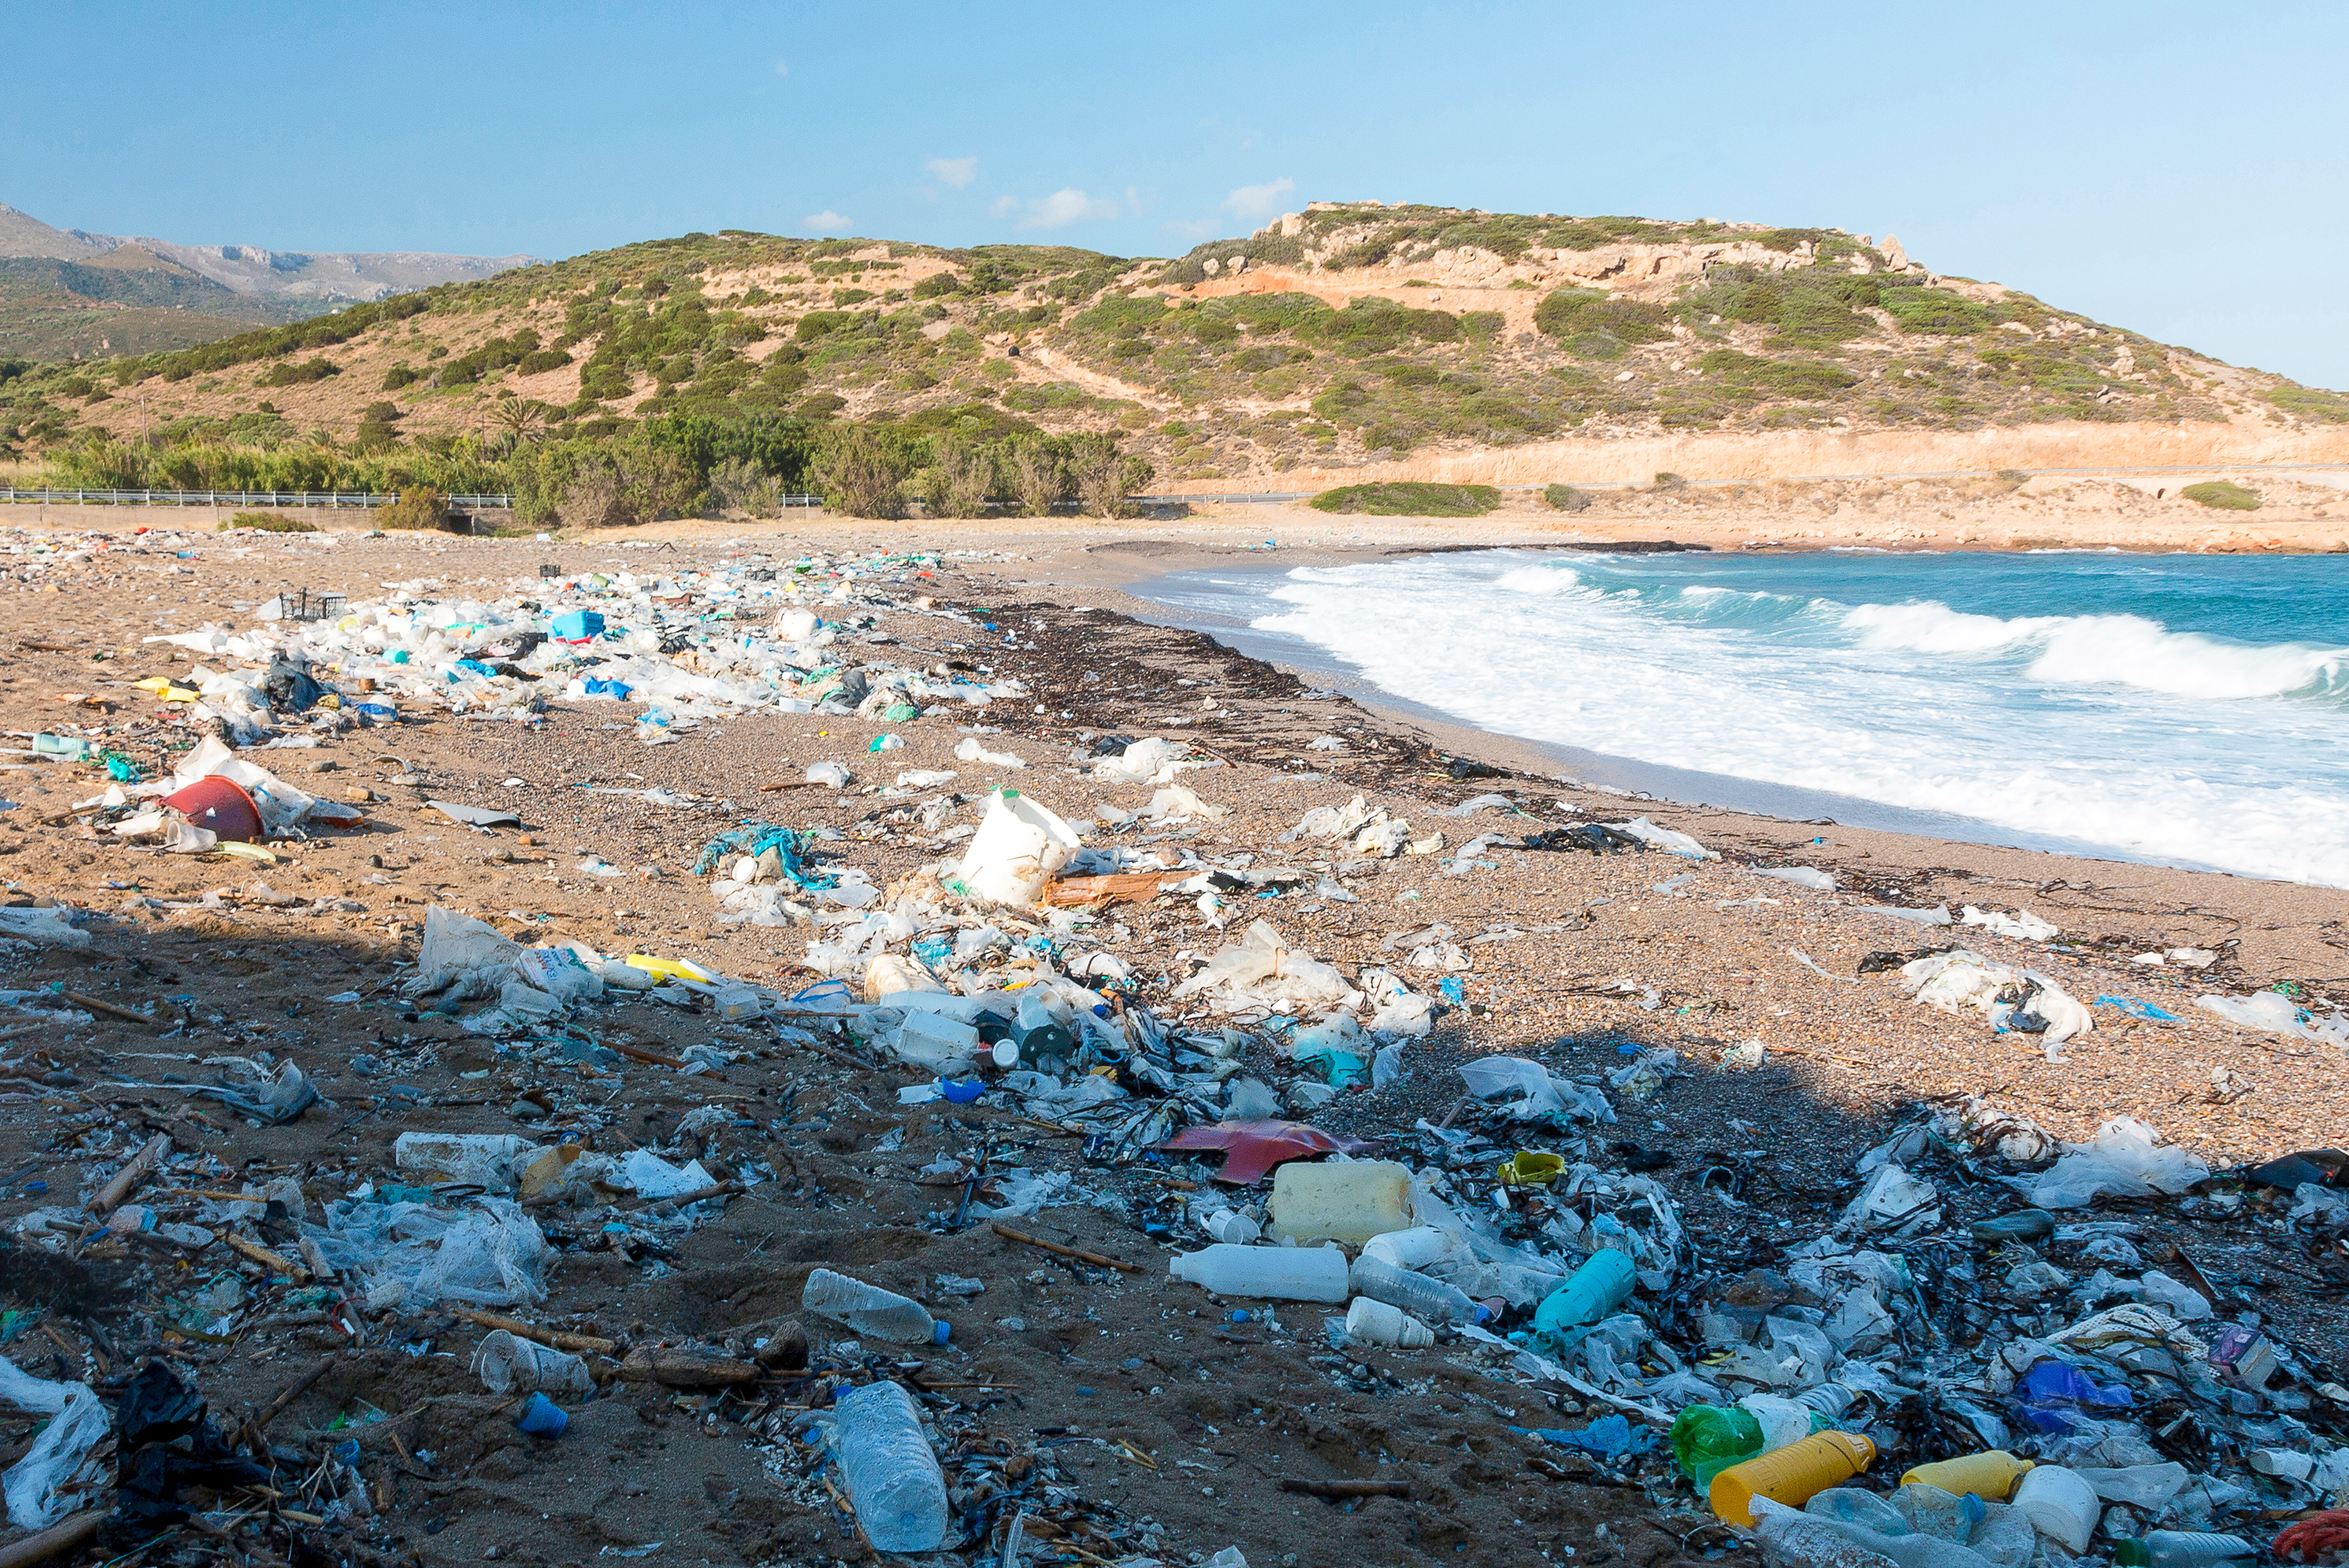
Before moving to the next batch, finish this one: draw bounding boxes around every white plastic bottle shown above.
[2011,1465,2101,1553]
[1167,1244,1349,1303]
[825,1381,947,1554]
[1345,1297,1434,1348]
[802,1268,943,1343]
[1348,1252,1481,1324]
[1359,1226,1453,1270]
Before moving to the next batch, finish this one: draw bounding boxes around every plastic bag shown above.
[313,1196,553,1308]
[0,1354,110,1528]
[1169,920,1359,1015]
[2006,1117,2208,1209]
[1456,1057,1615,1123]
[1092,737,1192,786]
[0,907,92,948]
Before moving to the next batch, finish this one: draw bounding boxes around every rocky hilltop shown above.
[10,200,2346,497]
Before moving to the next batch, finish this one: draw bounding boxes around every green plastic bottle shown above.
[1671,1404,1766,1490]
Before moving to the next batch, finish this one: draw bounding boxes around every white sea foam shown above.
[1240,554,2349,887]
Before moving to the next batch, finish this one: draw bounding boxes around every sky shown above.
[9,1,2349,387]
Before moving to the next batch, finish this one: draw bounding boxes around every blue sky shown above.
[9,2,2349,387]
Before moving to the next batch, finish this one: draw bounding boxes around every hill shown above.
[7,200,2347,519]
[0,201,536,360]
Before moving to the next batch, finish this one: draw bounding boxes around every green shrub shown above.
[1533,289,1670,351]
[517,349,572,375]
[255,357,339,388]
[219,511,315,533]
[1883,289,1994,335]
[379,487,449,531]
[1696,349,1857,399]
[1543,483,1591,512]
[2268,383,2349,422]
[1309,481,1499,517]
[811,424,916,518]
[1006,435,1070,516]
[922,431,997,517]
[913,272,962,300]
[795,310,856,341]
[381,365,419,391]
[1068,433,1152,518]
[2180,481,2260,511]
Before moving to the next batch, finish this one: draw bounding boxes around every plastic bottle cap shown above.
[1231,1309,1250,1323]
[932,1320,952,1345]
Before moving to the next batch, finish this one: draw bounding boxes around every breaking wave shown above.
[1223,548,2349,887]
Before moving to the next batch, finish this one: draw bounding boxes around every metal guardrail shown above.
[0,488,515,508]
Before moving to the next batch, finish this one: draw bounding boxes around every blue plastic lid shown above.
[932,1320,952,1345]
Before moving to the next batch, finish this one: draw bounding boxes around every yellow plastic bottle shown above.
[1709,1431,1877,1526]
[1900,1450,2036,1502]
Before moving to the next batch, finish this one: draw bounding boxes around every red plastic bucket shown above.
[160,775,264,842]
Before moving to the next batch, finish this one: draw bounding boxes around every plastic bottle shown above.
[1360,1226,1453,1270]
[2112,1533,2258,1568]
[1798,1383,1857,1421]
[1710,1431,1877,1526]
[1672,1405,1766,1489]
[1894,1484,1986,1542]
[2010,1465,2100,1552]
[824,1381,948,1554]
[802,1268,941,1343]
[1269,1160,1412,1245]
[1344,1297,1434,1348]
[2073,1463,2189,1507]
[31,734,90,760]
[1806,1488,1911,1536]
[394,1131,540,1189]
[1533,1249,1638,1336]
[1349,1252,1483,1325]
[1167,1243,1349,1303]
[1968,1210,2055,1244]
[1899,1451,2035,1502]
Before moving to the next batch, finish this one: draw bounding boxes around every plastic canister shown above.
[957,788,1081,905]
[1710,1431,1877,1526]
[1900,1451,2035,1502]
[1267,1160,1412,1245]
[1167,1243,1349,1303]
[2011,1465,2101,1552]
[1533,1248,1638,1335]
[892,1012,981,1074]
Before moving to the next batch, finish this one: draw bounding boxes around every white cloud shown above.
[926,155,979,189]
[1162,217,1221,240]
[1019,188,1119,229]
[1224,177,1296,218]
[989,195,1018,219]
[802,210,852,233]
[773,59,789,78]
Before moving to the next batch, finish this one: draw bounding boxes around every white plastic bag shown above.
[2008,1117,2208,1209]
[0,1355,110,1527]
[1169,920,1358,1014]
[0,907,91,948]
[1456,1057,1614,1123]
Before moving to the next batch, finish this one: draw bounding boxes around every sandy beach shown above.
[0,508,2341,1567]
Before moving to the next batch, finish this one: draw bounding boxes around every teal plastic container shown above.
[1534,1247,1637,1335]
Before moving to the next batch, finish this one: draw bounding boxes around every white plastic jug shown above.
[2012,1465,2101,1552]
[1267,1160,1412,1245]
[1168,1244,1349,1302]
[957,789,1080,905]
[1360,1226,1453,1270]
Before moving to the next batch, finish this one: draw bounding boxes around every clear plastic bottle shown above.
[802,1268,941,1344]
[1348,1252,1482,1324]
[2112,1533,2258,1568]
[824,1381,948,1554]
[1805,1487,1911,1535]
[1739,1394,1829,1453]
[1798,1383,1857,1420]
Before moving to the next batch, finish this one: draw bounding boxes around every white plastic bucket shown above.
[957,789,1080,905]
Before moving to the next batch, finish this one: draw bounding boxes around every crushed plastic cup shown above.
[515,1391,568,1437]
